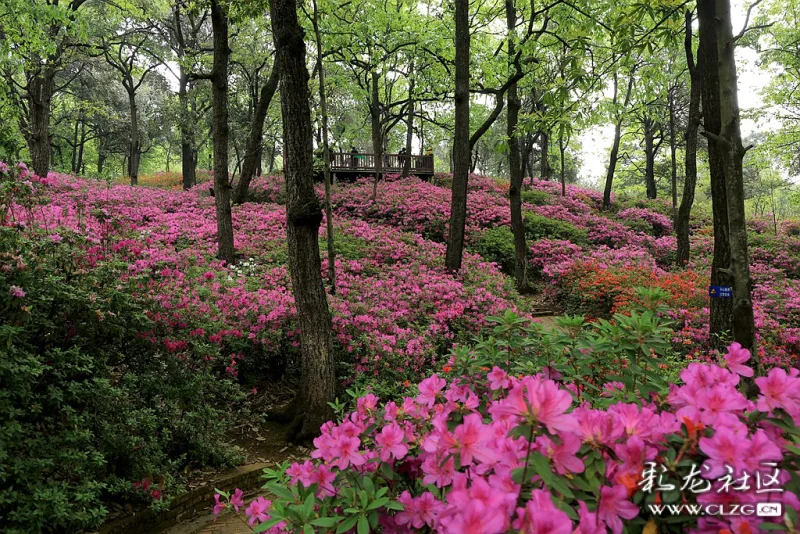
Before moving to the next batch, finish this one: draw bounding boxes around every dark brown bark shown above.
[445,0,471,273]
[370,71,383,202]
[540,130,550,181]
[210,0,235,263]
[698,0,733,340]
[559,132,567,197]
[506,0,529,292]
[676,9,702,267]
[711,0,758,370]
[233,63,280,204]
[179,71,197,190]
[76,119,86,174]
[127,88,141,185]
[668,90,678,222]
[27,72,55,178]
[402,63,415,178]
[643,117,658,199]
[311,0,336,293]
[270,0,336,441]
[603,71,635,209]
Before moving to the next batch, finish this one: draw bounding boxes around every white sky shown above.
[579,0,773,186]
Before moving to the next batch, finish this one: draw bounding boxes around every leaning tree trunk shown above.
[210,0,235,263]
[445,0,471,273]
[127,88,141,185]
[269,0,336,441]
[698,0,734,340]
[27,71,55,179]
[311,0,336,293]
[506,0,529,293]
[676,9,702,267]
[712,0,757,369]
[233,63,280,204]
[603,72,634,209]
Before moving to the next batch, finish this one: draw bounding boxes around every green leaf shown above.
[357,515,369,534]
[310,516,342,527]
[336,515,359,534]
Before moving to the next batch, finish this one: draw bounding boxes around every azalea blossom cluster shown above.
[6,169,517,379]
[216,343,800,533]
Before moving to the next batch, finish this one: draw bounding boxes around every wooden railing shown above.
[328,152,434,173]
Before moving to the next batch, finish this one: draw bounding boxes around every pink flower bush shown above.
[215,342,800,533]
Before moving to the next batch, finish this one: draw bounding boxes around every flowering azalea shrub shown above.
[0,222,241,531]
[215,316,800,533]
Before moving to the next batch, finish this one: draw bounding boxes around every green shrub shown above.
[469,227,516,273]
[0,227,242,533]
[523,212,587,244]
[520,189,552,205]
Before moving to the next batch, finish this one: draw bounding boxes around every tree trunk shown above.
[559,132,567,197]
[71,117,80,174]
[210,0,235,263]
[269,0,336,441]
[76,119,86,174]
[540,130,550,181]
[369,71,383,202]
[268,142,276,173]
[402,64,415,178]
[97,150,106,175]
[311,0,336,293]
[676,9,702,267]
[698,0,733,340]
[506,0,528,292]
[27,71,55,178]
[445,0,470,273]
[711,0,758,369]
[668,90,678,222]
[644,117,657,199]
[603,72,634,209]
[233,63,280,204]
[127,88,141,186]
[179,68,197,190]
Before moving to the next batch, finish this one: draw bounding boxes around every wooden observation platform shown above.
[315,152,434,181]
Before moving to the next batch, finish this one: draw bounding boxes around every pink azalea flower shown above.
[536,433,585,475]
[598,485,639,534]
[512,489,573,534]
[699,426,750,477]
[9,286,25,298]
[375,422,409,462]
[491,377,577,433]
[723,342,754,377]
[756,368,800,418]
[487,366,511,390]
[439,413,498,466]
[417,374,447,407]
[245,496,272,526]
[213,494,226,518]
[330,435,366,470]
[574,501,605,534]
[395,491,443,529]
[230,488,244,512]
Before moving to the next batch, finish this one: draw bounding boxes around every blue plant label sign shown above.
[708,285,733,298]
